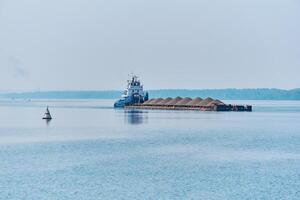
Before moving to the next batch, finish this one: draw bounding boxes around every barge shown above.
[126,97,252,112]
[114,75,252,112]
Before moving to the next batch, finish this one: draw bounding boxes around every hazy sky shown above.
[0,0,299,91]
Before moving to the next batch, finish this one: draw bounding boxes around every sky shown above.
[0,0,299,91]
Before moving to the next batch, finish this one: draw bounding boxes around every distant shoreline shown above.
[1,89,300,100]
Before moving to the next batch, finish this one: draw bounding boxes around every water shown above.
[0,99,300,199]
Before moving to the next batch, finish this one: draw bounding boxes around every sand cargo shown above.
[126,97,252,112]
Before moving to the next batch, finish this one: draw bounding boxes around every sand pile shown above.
[165,97,183,106]
[157,97,173,105]
[175,97,193,106]
[197,97,214,106]
[206,99,225,107]
[186,97,203,106]
[149,98,164,105]
[143,99,155,105]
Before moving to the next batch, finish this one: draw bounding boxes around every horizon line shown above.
[0,88,299,94]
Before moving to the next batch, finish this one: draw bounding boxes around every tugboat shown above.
[43,106,52,120]
[114,75,149,108]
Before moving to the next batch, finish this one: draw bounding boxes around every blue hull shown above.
[114,94,148,108]
[114,99,126,108]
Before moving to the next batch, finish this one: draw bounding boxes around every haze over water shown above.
[1,99,300,199]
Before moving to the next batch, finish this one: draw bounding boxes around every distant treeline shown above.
[1,89,300,100]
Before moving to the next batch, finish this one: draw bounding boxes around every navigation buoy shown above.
[43,106,52,120]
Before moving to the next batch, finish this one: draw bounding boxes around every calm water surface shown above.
[0,99,300,199]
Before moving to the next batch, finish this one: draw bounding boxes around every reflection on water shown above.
[124,110,148,125]
[45,118,52,126]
